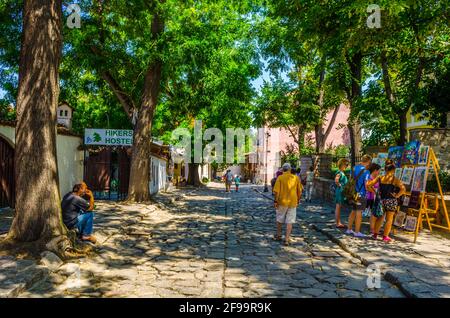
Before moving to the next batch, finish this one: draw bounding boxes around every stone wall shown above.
[409,128,450,171]
[312,177,335,203]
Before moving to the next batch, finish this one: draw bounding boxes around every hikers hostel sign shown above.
[84,129,133,146]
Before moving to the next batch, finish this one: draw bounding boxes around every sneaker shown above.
[345,229,354,236]
[354,232,367,238]
[382,236,392,243]
[371,233,378,240]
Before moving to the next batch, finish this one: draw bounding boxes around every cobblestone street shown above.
[0,183,408,298]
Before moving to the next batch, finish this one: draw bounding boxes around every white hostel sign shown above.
[84,129,133,146]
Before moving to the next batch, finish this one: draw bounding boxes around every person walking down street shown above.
[224,170,233,192]
[346,155,372,238]
[234,175,241,192]
[366,160,406,242]
[271,167,283,195]
[365,163,381,235]
[61,182,97,244]
[273,163,303,246]
[334,159,349,229]
[305,166,315,203]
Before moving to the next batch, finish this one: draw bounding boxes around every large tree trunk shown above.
[8,0,66,243]
[346,53,363,166]
[187,163,201,186]
[127,8,164,202]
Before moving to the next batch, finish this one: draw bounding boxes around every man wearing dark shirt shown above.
[61,183,97,244]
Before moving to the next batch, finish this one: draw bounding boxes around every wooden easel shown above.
[412,148,450,243]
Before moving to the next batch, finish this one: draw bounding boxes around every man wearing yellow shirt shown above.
[273,163,303,246]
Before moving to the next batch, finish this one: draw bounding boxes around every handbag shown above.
[372,180,384,218]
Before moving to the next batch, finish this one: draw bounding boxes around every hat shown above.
[282,163,291,171]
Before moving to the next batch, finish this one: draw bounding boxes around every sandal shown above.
[284,240,290,246]
[336,224,346,229]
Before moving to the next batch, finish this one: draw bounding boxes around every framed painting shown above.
[401,140,421,166]
[402,196,410,207]
[408,191,421,209]
[411,167,427,193]
[400,167,414,185]
[394,211,407,227]
[418,145,430,165]
[404,215,418,232]
[388,146,404,168]
[394,168,403,180]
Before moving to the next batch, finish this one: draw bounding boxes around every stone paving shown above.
[0,183,409,298]
[299,198,450,298]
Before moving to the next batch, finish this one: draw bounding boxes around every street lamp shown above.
[263,131,271,192]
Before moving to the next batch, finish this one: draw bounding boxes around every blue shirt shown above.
[353,164,369,198]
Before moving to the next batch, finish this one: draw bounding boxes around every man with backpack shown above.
[345,155,372,238]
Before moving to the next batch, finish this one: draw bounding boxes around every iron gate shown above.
[83,148,130,200]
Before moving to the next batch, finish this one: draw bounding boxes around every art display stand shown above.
[411,148,450,242]
[395,148,450,242]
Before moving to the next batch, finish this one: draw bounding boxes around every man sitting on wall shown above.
[61,182,97,244]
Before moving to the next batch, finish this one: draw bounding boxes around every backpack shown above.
[270,177,277,188]
[343,168,365,203]
[330,171,342,195]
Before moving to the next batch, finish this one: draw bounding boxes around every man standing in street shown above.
[346,154,372,238]
[273,163,303,246]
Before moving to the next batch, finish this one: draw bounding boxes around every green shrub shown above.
[427,171,450,193]
[202,177,210,184]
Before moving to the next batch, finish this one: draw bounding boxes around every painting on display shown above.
[372,158,384,167]
[378,153,389,160]
[394,211,407,227]
[400,167,414,185]
[404,215,418,232]
[395,168,403,180]
[402,196,410,207]
[411,167,428,193]
[401,140,421,166]
[408,191,421,208]
[388,146,404,168]
[418,145,430,165]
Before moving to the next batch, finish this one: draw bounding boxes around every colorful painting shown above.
[395,168,403,180]
[404,215,418,232]
[400,167,414,185]
[372,158,383,167]
[411,167,428,193]
[394,211,407,227]
[418,145,430,165]
[388,146,404,168]
[378,153,389,160]
[401,140,421,166]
